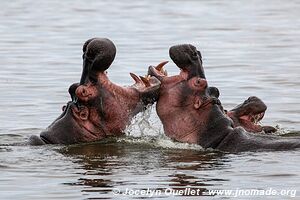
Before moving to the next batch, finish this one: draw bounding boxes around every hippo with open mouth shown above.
[226,96,277,133]
[30,38,160,145]
[148,44,300,152]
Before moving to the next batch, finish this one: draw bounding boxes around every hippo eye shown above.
[62,105,66,112]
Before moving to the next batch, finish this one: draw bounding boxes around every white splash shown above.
[123,105,204,150]
[125,104,163,137]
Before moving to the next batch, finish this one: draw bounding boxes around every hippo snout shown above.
[169,44,205,79]
[169,44,198,69]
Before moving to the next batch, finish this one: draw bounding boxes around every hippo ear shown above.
[208,86,220,98]
[68,83,79,101]
[194,96,202,109]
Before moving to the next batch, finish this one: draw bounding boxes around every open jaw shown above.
[148,61,169,79]
[235,110,265,132]
[239,110,265,125]
[148,44,207,85]
[226,96,274,133]
[148,43,209,89]
[147,44,226,145]
[30,38,161,145]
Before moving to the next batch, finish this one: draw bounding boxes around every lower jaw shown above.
[241,122,263,133]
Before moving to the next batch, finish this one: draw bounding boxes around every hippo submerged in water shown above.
[30,38,160,145]
[148,44,300,152]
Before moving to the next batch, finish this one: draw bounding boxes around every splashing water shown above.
[117,135,204,151]
[123,104,205,150]
[125,104,163,137]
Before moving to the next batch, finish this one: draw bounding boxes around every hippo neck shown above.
[197,105,234,149]
[157,80,203,143]
[98,73,141,112]
[74,109,107,142]
[158,109,203,144]
[157,97,207,144]
[160,71,187,92]
[93,73,143,134]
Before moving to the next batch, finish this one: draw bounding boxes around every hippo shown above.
[226,96,277,133]
[29,38,160,145]
[148,44,300,152]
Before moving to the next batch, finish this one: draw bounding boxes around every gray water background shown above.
[0,0,299,199]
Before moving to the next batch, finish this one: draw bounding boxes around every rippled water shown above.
[0,0,299,199]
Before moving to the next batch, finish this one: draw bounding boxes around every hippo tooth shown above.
[250,115,255,123]
[155,61,169,71]
[163,69,168,76]
[130,73,142,84]
[253,113,262,124]
[139,76,151,87]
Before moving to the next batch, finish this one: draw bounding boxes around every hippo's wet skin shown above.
[226,96,277,133]
[30,38,160,145]
[149,44,300,152]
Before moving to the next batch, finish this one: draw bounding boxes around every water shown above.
[0,0,299,199]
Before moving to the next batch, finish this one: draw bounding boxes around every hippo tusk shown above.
[130,72,142,84]
[155,61,169,71]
